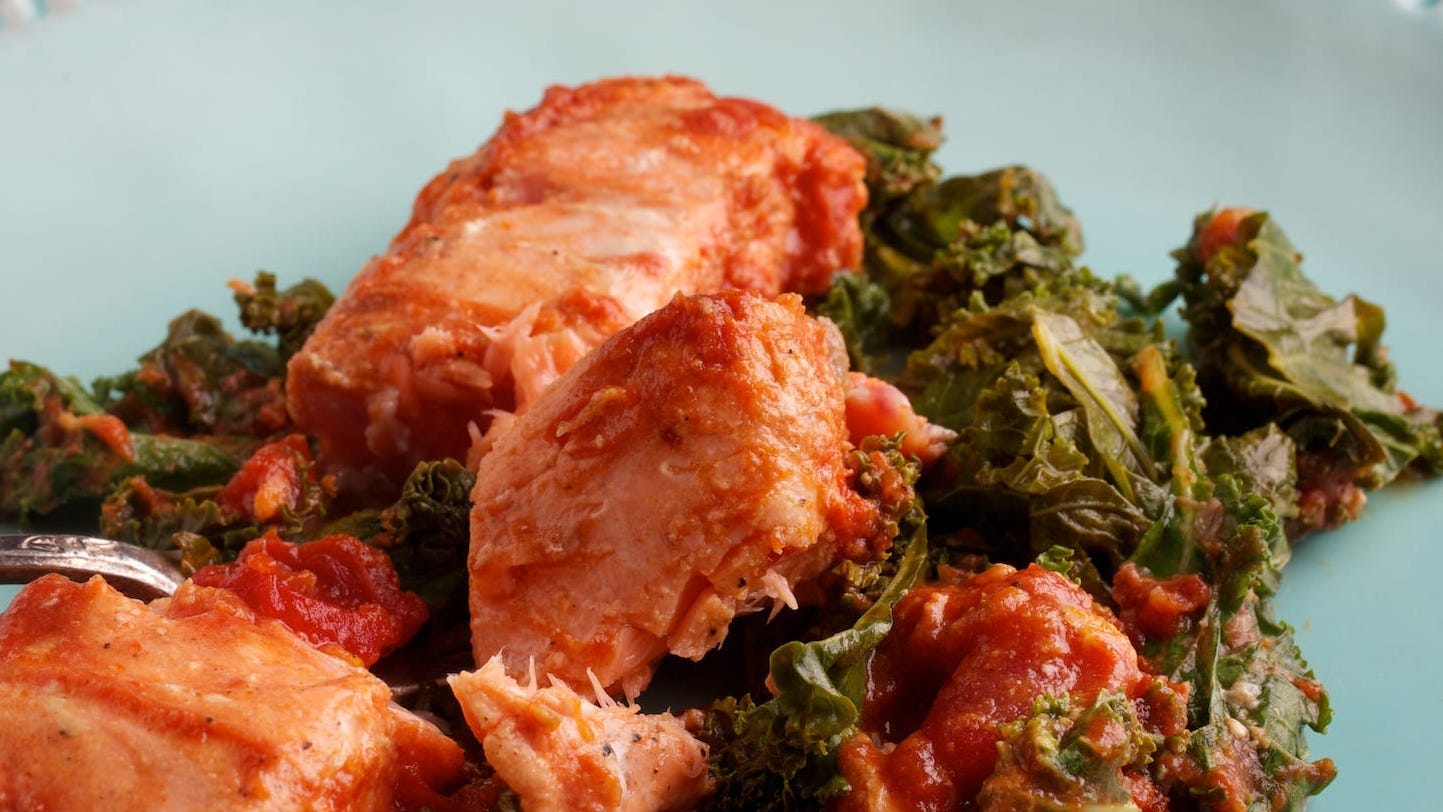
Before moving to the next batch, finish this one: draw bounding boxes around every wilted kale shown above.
[699,440,925,810]
[231,271,336,363]
[814,109,1174,588]
[811,107,942,203]
[1162,209,1443,495]
[1128,344,1335,808]
[0,361,242,522]
[976,692,1161,810]
[93,309,285,438]
[813,272,894,376]
[99,442,332,569]
[100,478,231,567]
[912,291,1169,580]
[808,111,1377,809]
[813,108,1089,370]
[698,516,927,811]
[1,273,334,525]
[335,458,476,619]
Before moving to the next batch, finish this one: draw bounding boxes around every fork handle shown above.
[0,534,186,602]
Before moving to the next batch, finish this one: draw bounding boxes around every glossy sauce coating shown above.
[192,532,429,667]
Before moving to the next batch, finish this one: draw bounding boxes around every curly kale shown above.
[812,109,1087,370]
[809,114,1360,809]
[977,692,1161,810]
[1128,344,1335,809]
[93,309,289,438]
[312,458,475,619]
[698,517,927,811]
[1,274,334,524]
[0,361,241,522]
[231,270,335,363]
[696,440,925,810]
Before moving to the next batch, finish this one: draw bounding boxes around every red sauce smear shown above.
[1192,206,1256,265]
[1112,561,1212,644]
[192,531,428,667]
[835,564,1162,810]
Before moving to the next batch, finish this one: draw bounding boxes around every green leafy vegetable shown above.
[976,692,1160,812]
[1,274,335,523]
[94,309,288,438]
[812,271,895,376]
[0,361,241,521]
[808,114,1355,809]
[1127,344,1335,809]
[343,458,476,618]
[811,107,941,203]
[813,109,1089,368]
[700,489,927,810]
[1032,309,1157,505]
[231,270,336,363]
[1164,209,1443,492]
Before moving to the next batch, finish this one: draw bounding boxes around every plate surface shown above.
[2,1,1441,806]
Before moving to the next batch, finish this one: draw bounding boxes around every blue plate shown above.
[2,1,1440,806]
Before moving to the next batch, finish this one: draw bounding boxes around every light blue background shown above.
[2,1,1440,806]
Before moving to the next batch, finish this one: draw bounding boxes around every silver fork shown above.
[0,533,186,601]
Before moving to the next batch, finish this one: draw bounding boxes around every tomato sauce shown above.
[835,564,1162,810]
[215,433,319,523]
[192,532,428,666]
[1192,206,1256,265]
[1112,561,1212,644]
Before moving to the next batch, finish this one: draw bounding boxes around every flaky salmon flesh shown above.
[286,76,866,494]
[468,291,898,698]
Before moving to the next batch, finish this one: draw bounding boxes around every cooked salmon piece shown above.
[449,657,711,812]
[468,291,893,698]
[0,575,464,811]
[844,371,956,466]
[286,75,866,491]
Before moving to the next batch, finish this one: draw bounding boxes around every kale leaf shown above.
[699,491,927,810]
[0,361,241,522]
[2,274,334,523]
[93,308,289,438]
[976,691,1161,811]
[1128,344,1335,809]
[812,109,1087,370]
[1165,209,1443,492]
[342,457,476,618]
[231,270,336,363]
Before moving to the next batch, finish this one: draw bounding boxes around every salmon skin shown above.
[285,76,866,493]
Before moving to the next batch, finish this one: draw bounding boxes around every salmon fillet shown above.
[449,657,711,812]
[0,575,463,811]
[286,76,866,491]
[468,291,891,698]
